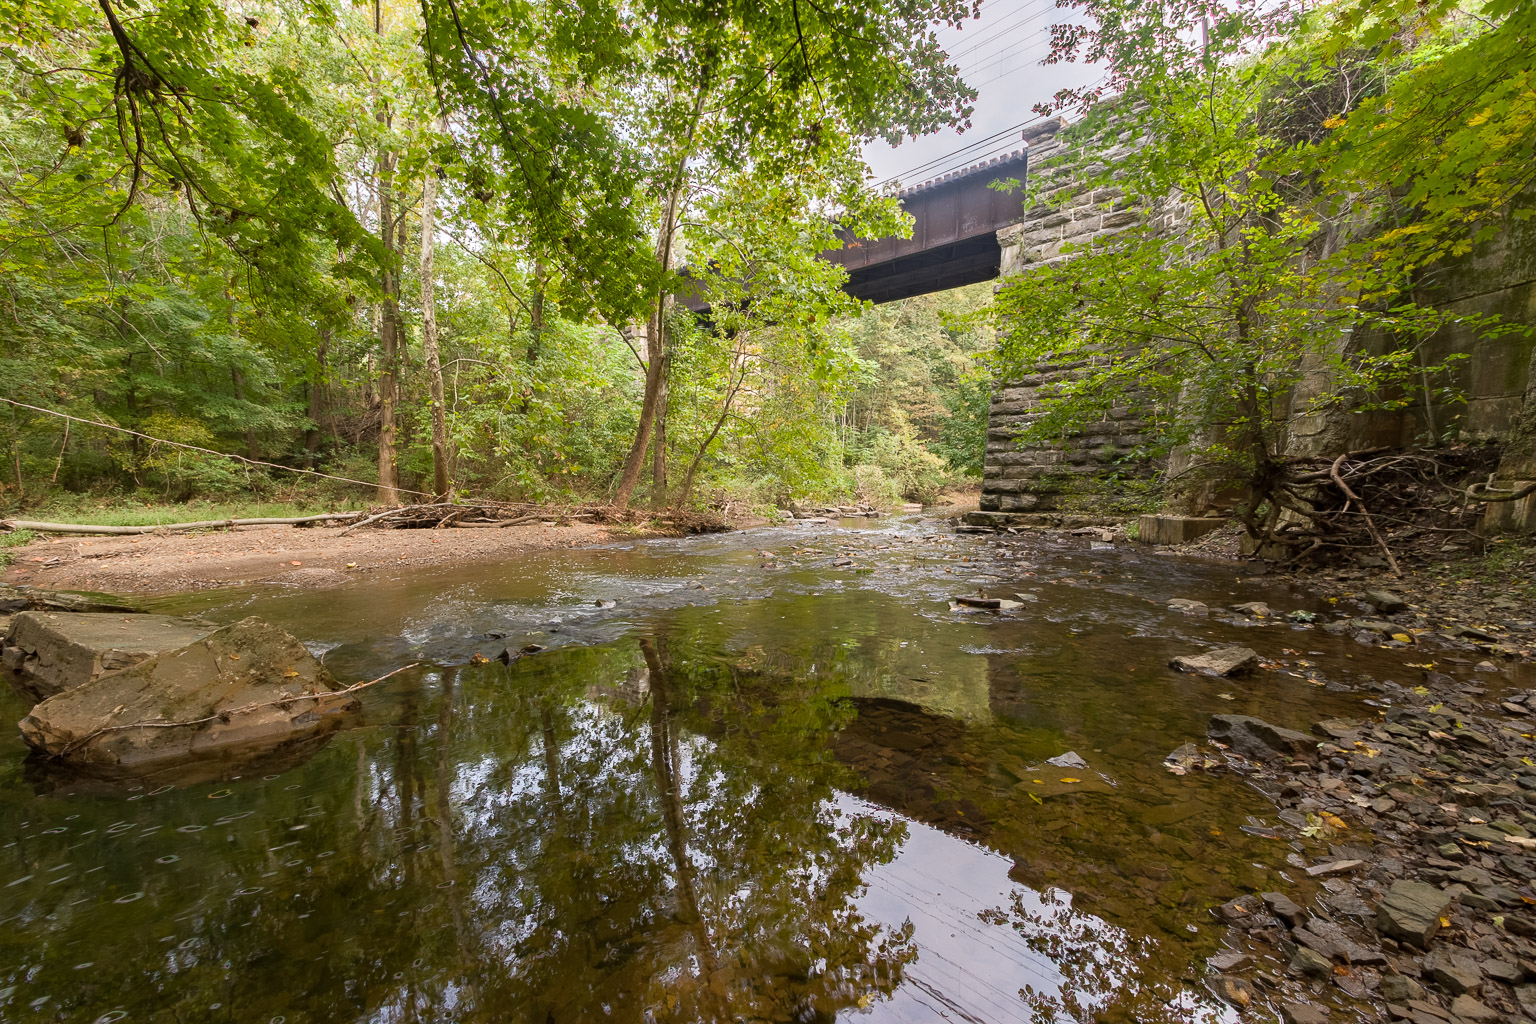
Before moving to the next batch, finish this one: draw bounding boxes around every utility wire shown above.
[876,111,1047,185]
[0,398,437,499]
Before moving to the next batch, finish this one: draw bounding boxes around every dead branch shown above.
[1330,452,1400,576]
[54,662,420,758]
[3,513,362,536]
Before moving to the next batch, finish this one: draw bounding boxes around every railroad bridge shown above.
[683,115,1173,520]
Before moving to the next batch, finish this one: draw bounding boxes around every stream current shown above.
[0,516,1422,1022]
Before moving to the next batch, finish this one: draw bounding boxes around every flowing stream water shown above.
[0,516,1432,1022]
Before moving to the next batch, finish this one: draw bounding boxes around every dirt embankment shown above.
[2,520,617,594]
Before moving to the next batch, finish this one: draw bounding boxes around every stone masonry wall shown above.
[980,109,1178,515]
[977,108,1536,531]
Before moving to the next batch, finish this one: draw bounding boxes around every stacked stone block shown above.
[980,109,1173,515]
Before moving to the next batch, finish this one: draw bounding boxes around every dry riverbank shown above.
[1,520,617,594]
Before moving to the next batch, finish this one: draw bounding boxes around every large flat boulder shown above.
[19,617,359,771]
[1208,714,1317,762]
[1170,646,1259,677]
[3,611,214,702]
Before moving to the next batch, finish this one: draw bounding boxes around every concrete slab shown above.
[1135,515,1227,546]
[963,511,1123,530]
[3,611,214,702]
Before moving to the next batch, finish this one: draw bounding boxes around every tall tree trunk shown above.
[650,347,669,508]
[612,83,709,507]
[528,263,546,366]
[612,311,666,506]
[517,264,546,415]
[231,366,257,461]
[373,0,401,505]
[304,328,329,470]
[419,170,452,501]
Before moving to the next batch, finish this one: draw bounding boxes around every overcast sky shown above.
[861,0,1103,188]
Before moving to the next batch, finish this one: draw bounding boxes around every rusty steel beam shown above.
[680,139,1030,314]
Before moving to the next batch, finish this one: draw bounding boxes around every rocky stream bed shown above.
[3,515,1535,1023]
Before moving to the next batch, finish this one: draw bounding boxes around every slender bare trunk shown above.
[419,169,452,500]
[528,264,546,366]
[678,344,748,504]
[650,347,669,508]
[304,328,329,470]
[517,264,546,415]
[231,366,256,461]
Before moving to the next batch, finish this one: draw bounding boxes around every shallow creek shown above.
[0,517,1446,1022]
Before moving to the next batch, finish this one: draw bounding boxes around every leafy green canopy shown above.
[423,0,980,323]
[0,0,380,300]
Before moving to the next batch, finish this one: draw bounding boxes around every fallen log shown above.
[1,513,362,536]
[449,514,543,529]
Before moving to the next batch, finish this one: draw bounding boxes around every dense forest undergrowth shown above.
[1,280,994,522]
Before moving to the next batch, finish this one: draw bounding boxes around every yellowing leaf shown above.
[1392,633,1412,643]
[1061,777,1081,784]
[1028,792,1042,805]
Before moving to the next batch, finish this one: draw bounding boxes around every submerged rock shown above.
[1208,714,1316,762]
[19,617,359,772]
[1170,646,1259,677]
[1166,598,1209,615]
[0,584,139,615]
[3,611,214,702]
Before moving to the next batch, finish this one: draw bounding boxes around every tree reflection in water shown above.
[0,624,1249,1024]
[0,634,915,1022]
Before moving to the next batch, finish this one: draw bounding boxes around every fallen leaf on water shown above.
[346,562,357,568]
[1060,777,1081,784]
[290,560,302,566]
[1027,792,1042,805]
[1320,811,1348,830]
[1217,692,1236,700]
[283,669,299,678]
[1392,633,1412,643]
[227,654,240,661]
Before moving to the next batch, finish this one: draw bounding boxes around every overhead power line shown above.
[875,111,1048,189]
